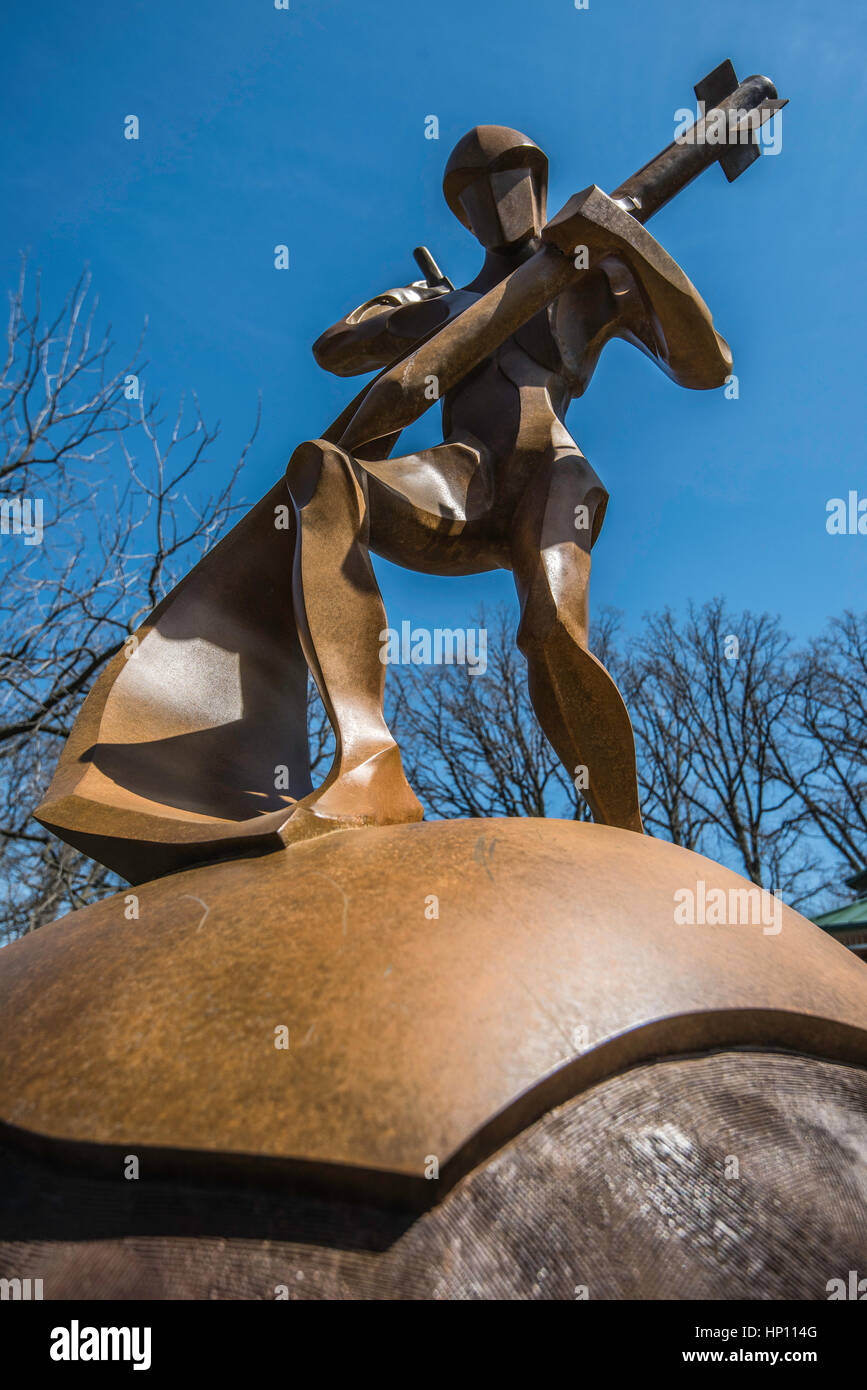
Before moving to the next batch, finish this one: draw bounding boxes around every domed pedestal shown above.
[1,818,866,1299]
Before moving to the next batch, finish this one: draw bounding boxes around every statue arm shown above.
[313,283,452,377]
[601,254,733,390]
[542,186,732,391]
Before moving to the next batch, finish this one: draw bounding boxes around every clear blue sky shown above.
[1,0,864,642]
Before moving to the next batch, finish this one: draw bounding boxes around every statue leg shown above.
[283,438,423,831]
[511,448,644,833]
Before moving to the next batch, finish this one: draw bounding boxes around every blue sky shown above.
[1,0,864,642]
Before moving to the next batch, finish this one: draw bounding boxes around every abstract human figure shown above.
[282,125,731,842]
[36,63,784,881]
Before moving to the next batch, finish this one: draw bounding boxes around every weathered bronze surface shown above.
[3,1053,863,1299]
[2,819,863,1209]
[35,62,786,882]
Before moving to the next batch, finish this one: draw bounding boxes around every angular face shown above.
[459,166,544,252]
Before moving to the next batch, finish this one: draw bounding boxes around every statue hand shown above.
[346,281,449,324]
[542,185,651,263]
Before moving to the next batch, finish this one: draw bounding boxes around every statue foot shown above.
[277,744,423,849]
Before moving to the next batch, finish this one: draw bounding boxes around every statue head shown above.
[443,125,548,253]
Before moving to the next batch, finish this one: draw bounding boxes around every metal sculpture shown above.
[35,60,786,882]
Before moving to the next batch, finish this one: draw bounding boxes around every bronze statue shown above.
[35,60,785,882]
[286,123,735,842]
[9,58,867,1306]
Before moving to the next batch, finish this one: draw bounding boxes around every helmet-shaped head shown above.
[443,125,548,252]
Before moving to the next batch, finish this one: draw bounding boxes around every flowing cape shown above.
[33,294,426,885]
[35,480,314,884]
[33,292,477,884]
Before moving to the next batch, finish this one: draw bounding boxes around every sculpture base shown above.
[1,818,866,1298]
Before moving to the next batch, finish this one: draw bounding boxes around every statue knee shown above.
[520,607,590,663]
[515,554,591,657]
[285,439,354,509]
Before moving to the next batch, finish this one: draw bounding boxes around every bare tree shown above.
[388,599,843,910]
[0,262,258,943]
[613,600,823,904]
[620,649,710,852]
[388,604,588,821]
[772,610,867,890]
